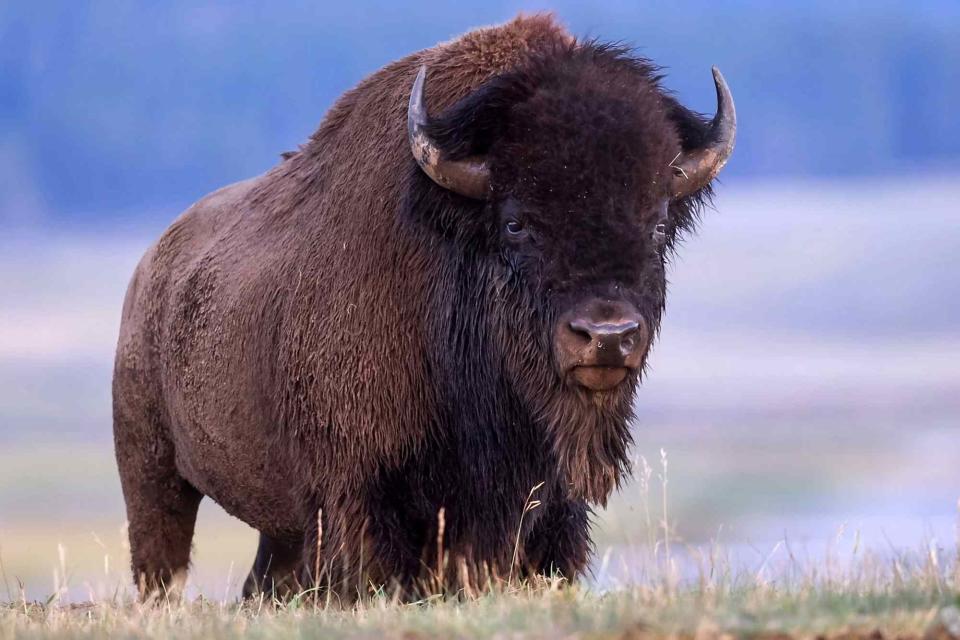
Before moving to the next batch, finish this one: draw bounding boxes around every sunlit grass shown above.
[1,564,957,639]
[2,451,958,639]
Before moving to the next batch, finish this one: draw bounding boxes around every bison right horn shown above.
[669,66,737,199]
[407,65,491,200]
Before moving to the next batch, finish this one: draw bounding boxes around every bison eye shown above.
[651,200,670,247]
[653,222,667,245]
[504,219,526,237]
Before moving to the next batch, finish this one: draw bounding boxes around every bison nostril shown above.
[568,319,595,344]
[568,318,642,351]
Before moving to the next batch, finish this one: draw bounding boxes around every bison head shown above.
[407,44,735,501]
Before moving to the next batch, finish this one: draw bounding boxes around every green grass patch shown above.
[1,582,956,640]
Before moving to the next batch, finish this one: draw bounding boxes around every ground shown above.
[2,584,958,639]
[1,441,958,639]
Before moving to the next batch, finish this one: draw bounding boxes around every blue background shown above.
[2,1,959,227]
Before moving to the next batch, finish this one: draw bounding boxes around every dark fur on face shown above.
[414,41,714,503]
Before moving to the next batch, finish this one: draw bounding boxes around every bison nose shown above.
[556,303,648,391]
[568,318,642,359]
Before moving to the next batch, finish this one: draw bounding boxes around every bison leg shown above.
[299,501,410,602]
[242,533,303,600]
[523,499,591,581]
[114,397,203,600]
[118,458,202,600]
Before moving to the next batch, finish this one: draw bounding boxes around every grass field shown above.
[2,445,958,639]
[1,554,958,639]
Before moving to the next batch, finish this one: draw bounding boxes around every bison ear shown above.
[665,100,713,160]
[663,68,736,199]
[421,72,532,163]
[663,98,717,202]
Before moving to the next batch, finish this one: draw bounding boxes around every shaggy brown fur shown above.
[113,14,725,601]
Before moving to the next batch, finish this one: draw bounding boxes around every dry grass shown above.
[0,576,957,640]
[2,453,957,639]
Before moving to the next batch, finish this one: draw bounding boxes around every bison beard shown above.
[538,387,635,505]
[112,13,733,602]
[483,274,637,506]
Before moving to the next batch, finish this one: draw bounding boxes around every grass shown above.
[1,573,957,639]
[2,451,957,639]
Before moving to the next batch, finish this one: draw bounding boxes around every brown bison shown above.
[113,14,735,600]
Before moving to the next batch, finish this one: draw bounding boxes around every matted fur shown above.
[113,13,721,600]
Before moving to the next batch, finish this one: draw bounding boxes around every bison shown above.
[113,14,735,600]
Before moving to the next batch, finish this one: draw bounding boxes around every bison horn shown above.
[670,66,737,198]
[407,65,491,200]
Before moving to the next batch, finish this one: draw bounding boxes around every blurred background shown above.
[1,1,958,600]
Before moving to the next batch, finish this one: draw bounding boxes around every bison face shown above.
[483,65,681,395]
[409,46,734,399]
[494,190,666,394]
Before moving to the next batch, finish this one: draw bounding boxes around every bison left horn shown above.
[670,66,737,198]
[407,65,491,200]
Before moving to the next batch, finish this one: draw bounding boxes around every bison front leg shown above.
[298,504,373,603]
[242,533,304,600]
[298,498,421,603]
[523,499,592,582]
